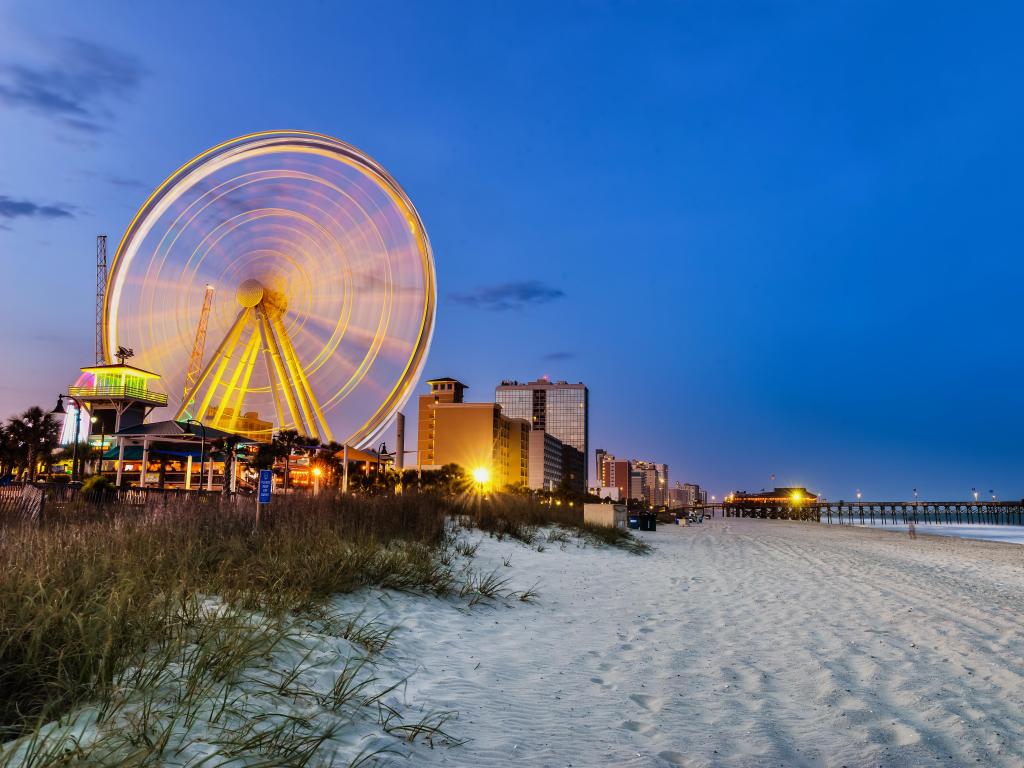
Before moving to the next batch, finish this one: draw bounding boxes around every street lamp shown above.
[972,488,978,503]
[313,466,322,495]
[990,489,996,502]
[52,394,84,481]
[856,489,862,501]
[913,488,918,502]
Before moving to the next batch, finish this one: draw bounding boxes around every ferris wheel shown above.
[104,130,436,447]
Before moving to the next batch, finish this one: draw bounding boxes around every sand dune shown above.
[350,518,1024,766]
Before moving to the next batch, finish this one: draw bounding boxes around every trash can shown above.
[627,513,640,530]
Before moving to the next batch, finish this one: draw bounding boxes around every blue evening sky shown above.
[1,1,1022,500]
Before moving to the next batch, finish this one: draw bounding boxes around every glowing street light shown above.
[791,490,804,504]
[856,489,862,501]
[313,466,323,496]
[472,466,490,493]
[972,488,978,502]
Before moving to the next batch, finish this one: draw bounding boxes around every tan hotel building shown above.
[418,378,529,488]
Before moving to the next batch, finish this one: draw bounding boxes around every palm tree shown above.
[271,429,316,490]
[7,406,60,481]
[0,424,16,478]
[52,441,97,479]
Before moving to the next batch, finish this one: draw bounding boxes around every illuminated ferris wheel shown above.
[104,130,436,447]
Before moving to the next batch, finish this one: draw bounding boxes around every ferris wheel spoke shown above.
[212,328,261,428]
[258,308,308,437]
[256,312,287,432]
[174,307,252,420]
[226,332,261,434]
[271,313,319,441]
[272,314,333,443]
[193,311,252,425]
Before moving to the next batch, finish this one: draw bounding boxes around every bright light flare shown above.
[472,467,490,485]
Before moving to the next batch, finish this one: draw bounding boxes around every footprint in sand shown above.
[658,751,690,766]
[893,724,921,746]
[629,693,663,712]
[622,720,656,735]
[591,676,604,685]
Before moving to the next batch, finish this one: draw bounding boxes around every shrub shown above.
[80,474,114,496]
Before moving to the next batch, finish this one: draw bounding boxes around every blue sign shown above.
[258,469,273,503]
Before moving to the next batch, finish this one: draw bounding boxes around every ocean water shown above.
[832,520,1024,545]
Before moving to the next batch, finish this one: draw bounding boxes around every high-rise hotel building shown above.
[495,378,588,492]
[596,451,670,506]
[417,378,529,488]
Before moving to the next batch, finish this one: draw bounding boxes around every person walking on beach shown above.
[908,520,917,539]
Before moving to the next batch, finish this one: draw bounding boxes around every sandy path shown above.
[341,519,1024,767]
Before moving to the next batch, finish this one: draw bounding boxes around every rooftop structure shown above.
[726,487,820,505]
[68,362,168,438]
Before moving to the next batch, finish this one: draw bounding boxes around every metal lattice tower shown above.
[183,285,216,406]
[95,235,107,363]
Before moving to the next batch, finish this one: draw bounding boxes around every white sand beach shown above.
[10,518,1023,767]
[359,518,1024,767]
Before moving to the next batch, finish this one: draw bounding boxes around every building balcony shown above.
[69,384,168,407]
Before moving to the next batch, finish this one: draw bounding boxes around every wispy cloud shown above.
[0,37,145,133]
[451,280,566,311]
[100,173,146,190]
[0,195,75,220]
[542,351,575,361]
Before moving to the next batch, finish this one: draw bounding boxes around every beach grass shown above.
[0,492,454,743]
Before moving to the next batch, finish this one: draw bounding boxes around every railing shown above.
[69,384,168,405]
[0,483,223,520]
[816,501,1024,527]
[713,500,1024,526]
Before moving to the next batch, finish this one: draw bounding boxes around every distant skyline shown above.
[2,2,1023,499]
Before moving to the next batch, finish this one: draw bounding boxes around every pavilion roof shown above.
[113,419,258,442]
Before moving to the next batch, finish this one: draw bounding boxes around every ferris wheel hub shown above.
[236,279,265,308]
